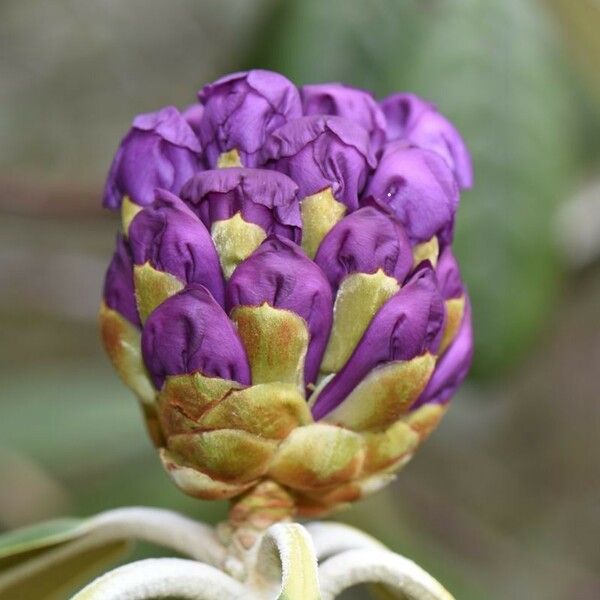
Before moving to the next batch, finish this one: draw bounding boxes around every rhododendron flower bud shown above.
[198,70,302,168]
[301,83,387,152]
[365,142,459,245]
[99,69,474,515]
[381,92,473,189]
[103,106,201,210]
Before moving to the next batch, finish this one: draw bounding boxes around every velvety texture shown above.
[381,93,473,189]
[141,284,251,389]
[364,142,459,244]
[413,299,473,407]
[311,266,445,419]
[103,234,140,327]
[314,205,413,289]
[128,189,224,305]
[198,70,302,167]
[103,106,201,209]
[181,167,301,242]
[262,115,376,210]
[226,235,333,386]
[301,83,386,152]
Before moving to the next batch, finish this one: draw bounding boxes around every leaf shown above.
[0,507,226,599]
[250,523,321,600]
[0,518,84,570]
[0,517,129,600]
[246,0,576,377]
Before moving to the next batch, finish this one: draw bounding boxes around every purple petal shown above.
[314,205,413,289]
[182,103,204,137]
[364,142,459,244]
[226,236,333,386]
[103,106,202,209]
[311,266,445,420]
[141,284,251,389]
[301,83,386,152]
[413,299,473,407]
[262,115,376,211]
[103,234,140,327]
[128,189,224,305]
[181,167,301,242]
[435,246,464,299]
[381,93,473,189]
[198,70,302,167]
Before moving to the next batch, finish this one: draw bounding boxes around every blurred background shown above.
[1,0,599,598]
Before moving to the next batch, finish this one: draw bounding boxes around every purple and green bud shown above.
[226,236,333,387]
[262,115,376,211]
[128,189,224,315]
[99,69,474,515]
[141,284,251,390]
[181,167,301,242]
[311,267,445,420]
[314,205,413,290]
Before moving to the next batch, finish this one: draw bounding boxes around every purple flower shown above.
[103,106,202,209]
[314,205,413,289]
[103,234,140,327]
[226,236,333,386]
[100,69,474,511]
[262,115,376,210]
[381,93,473,189]
[141,284,251,389]
[364,142,459,244]
[311,266,445,419]
[128,189,224,305]
[301,83,386,152]
[181,167,301,242]
[198,70,302,168]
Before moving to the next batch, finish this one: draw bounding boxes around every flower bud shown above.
[311,266,445,420]
[263,115,376,257]
[364,142,459,244]
[103,106,201,209]
[314,205,412,289]
[381,93,473,189]
[198,70,302,168]
[226,236,333,388]
[301,83,386,152]
[314,205,414,373]
[180,168,301,277]
[100,70,474,516]
[128,189,224,321]
[141,284,251,390]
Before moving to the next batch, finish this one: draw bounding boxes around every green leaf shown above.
[0,518,129,600]
[253,523,321,600]
[0,518,83,569]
